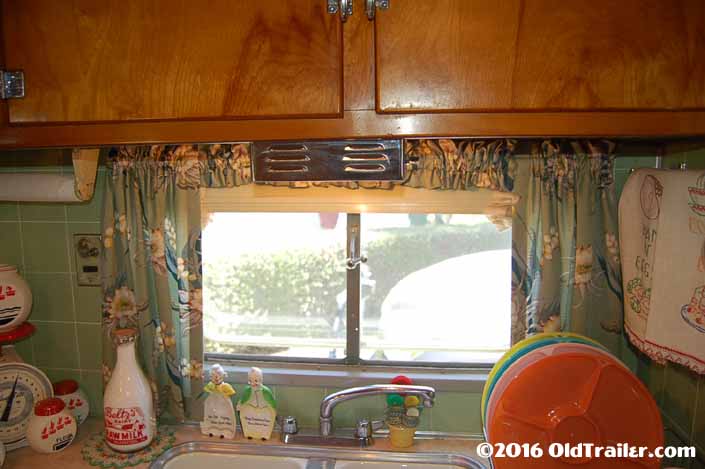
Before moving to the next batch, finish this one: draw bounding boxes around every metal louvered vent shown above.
[253,140,403,182]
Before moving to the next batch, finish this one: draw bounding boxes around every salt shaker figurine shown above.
[200,364,236,439]
[237,367,276,440]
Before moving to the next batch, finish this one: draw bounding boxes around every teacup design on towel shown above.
[687,172,705,217]
[640,175,663,220]
[626,175,662,323]
[681,286,705,334]
[627,277,651,319]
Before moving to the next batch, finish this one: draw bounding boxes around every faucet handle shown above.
[355,419,385,439]
[282,416,299,435]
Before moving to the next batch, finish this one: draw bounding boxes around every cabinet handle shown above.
[365,0,390,21]
[327,0,353,22]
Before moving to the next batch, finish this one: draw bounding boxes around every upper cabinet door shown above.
[3,0,342,123]
[375,0,705,113]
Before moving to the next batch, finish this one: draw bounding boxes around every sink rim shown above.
[149,441,485,469]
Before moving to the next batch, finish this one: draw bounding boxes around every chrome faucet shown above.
[319,384,436,437]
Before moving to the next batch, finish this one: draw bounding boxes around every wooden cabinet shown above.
[375,0,705,113]
[1,0,705,146]
[2,0,342,123]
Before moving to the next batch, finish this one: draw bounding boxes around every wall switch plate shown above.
[73,234,101,286]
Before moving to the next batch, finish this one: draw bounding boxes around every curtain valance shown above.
[109,144,252,190]
[403,139,516,192]
[108,139,518,193]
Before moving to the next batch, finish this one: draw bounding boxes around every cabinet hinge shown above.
[366,0,390,20]
[328,0,388,22]
[327,0,353,22]
[1,70,25,99]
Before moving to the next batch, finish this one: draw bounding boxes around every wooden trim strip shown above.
[200,184,518,216]
[1,110,705,149]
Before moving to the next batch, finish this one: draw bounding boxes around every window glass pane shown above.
[203,212,347,359]
[359,213,512,364]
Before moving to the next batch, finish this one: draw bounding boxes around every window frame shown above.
[201,185,514,372]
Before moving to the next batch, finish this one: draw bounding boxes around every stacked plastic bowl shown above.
[481,332,663,468]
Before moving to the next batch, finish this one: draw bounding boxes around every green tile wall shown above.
[0,160,105,418]
[216,382,480,434]
[615,150,705,467]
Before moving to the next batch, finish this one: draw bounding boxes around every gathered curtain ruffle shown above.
[403,139,516,192]
[530,140,616,193]
[109,143,252,191]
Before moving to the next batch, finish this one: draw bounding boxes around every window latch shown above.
[346,224,367,270]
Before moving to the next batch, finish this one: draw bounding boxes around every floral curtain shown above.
[511,141,624,354]
[100,144,250,421]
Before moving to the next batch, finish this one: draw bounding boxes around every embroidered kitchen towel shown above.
[620,168,705,374]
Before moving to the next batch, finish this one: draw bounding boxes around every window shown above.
[202,186,513,367]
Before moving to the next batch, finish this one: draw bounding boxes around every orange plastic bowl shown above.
[488,351,663,468]
[485,342,630,443]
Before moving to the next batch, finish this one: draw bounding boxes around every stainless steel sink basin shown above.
[150,441,486,469]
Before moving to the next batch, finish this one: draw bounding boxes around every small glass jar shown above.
[26,397,77,454]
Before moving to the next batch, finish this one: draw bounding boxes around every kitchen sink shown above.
[150,441,486,469]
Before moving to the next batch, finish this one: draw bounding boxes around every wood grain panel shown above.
[344,7,375,111]
[511,0,705,109]
[376,0,705,112]
[2,0,342,123]
[376,0,520,111]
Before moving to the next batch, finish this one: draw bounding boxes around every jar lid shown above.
[0,264,17,273]
[113,328,138,345]
[53,379,79,396]
[34,397,66,416]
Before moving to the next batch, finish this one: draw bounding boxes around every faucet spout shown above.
[319,384,435,437]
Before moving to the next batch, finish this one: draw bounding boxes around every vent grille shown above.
[253,140,403,182]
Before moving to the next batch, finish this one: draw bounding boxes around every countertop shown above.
[3,418,488,468]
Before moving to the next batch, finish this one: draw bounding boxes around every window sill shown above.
[206,359,489,393]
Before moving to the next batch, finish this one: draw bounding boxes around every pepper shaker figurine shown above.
[236,367,276,440]
[200,364,236,439]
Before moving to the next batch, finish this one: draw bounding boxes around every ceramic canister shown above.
[26,398,77,454]
[0,265,32,332]
[53,379,90,425]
